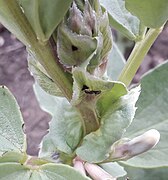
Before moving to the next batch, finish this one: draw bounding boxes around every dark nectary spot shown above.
[82,85,89,91]
[82,85,101,95]
[91,29,94,35]
[71,45,78,51]
[22,123,26,134]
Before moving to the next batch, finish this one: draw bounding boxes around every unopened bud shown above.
[84,162,116,180]
[82,0,98,36]
[110,129,160,161]
[56,0,112,76]
[73,158,86,176]
[68,2,84,34]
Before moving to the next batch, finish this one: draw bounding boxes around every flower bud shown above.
[73,158,86,176]
[109,129,160,161]
[84,162,116,180]
[68,2,84,34]
[56,0,112,77]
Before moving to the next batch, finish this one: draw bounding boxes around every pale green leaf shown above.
[122,61,168,168]
[0,163,31,180]
[120,165,168,180]
[0,86,26,154]
[38,137,57,161]
[100,162,127,178]
[100,0,144,41]
[99,12,113,64]
[40,163,91,180]
[0,163,91,180]
[34,84,82,156]
[126,0,168,28]
[72,67,127,106]
[76,86,140,163]
[0,0,28,45]
[106,43,126,81]
[72,68,128,134]
[28,56,64,97]
[18,0,73,41]
[34,83,61,114]
[0,152,27,164]
[87,11,113,73]
[57,22,98,67]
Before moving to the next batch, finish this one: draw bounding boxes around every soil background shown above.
[0,24,168,156]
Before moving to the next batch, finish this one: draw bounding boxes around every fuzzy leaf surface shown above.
[0,152,27,164]
[28,56,64,97]
[0,86,25,155]
[72,68,127,106]
[100,162,127,178]
[18,0,73,41]
[106,43,126,81]
[120,165,168,180]
[34,84,82,156]
[126,0,168,28]
[100,0,144,41]
[0,163,90,180]
[122,61,168,168]
[76,86,140,163]
[57,23,98,67]
[0,0,28,45]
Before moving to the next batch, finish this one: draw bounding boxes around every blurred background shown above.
[0,23,168,156]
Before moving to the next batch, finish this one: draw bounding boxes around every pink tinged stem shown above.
[73,159,86,176]
[84,162,116,180]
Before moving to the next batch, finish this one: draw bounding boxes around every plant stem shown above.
[2,1,100,135]
[2,0,73,100]
[77,103,100,135]
[118,27,163,87]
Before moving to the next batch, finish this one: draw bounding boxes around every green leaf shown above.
[122,61,168,168]
[34,84,83,156]
[40,163,90,180]
[0,86,26,155]
[0,163,90,180]
[0,152,27,164]
[126,0,168,28]
[28,55,64,97]
[57,22,98,67]
[0,0,28,45]
[120,165,168,180]
[106,43,126,81]
[72,68,128,134]
[76,86,140,163]
[100,162,127,178]
[72,67,127,106]
[18,0,73,41]
[100,0,144,41]
[87,11,113,73]
[0,163,31,180]
[99,12,113,64]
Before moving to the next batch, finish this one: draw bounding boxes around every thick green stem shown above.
[1,1,100,135]
[77,104,100,135]
[118,27,163,87]
[75,94,100,135]
[2,0,73,100]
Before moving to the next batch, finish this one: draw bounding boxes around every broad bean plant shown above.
[0,0,168,179]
